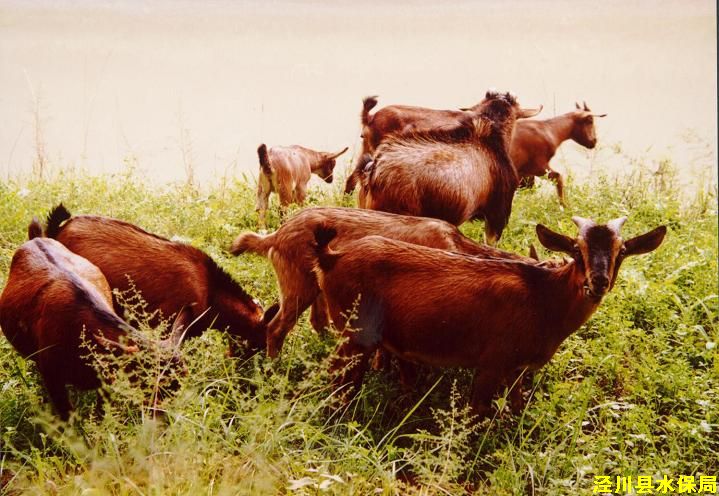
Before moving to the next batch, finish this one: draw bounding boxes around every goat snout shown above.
[590,274,610,294]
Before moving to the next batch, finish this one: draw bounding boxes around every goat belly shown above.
[369,305,489,368]
[350,292,386,348]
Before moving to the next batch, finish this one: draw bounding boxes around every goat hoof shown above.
[266,336,282,359]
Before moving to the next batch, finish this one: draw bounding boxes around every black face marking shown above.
[321,160,336,183]
[581,225,621,299]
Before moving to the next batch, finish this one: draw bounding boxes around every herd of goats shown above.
[0,90,667,422]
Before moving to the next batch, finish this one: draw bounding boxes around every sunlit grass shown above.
[0,157,716,494]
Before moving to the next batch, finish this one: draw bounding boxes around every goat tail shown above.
[28,217,43,239]
[46,203,72,238]
[314,224,339,273]
[257,144,271,175]
[230,231,274,256]
[361,95,378,126]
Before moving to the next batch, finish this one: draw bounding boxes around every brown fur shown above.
[362,91,541,245]
[313,217,666,418]
[345,96,482,194]
[255,144,348,229]
[231,206,540,358]
[43,205,269,355]
[0,236,141,420]
[511,102,606,205]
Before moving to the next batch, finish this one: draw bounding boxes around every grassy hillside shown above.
[0,164,716,495]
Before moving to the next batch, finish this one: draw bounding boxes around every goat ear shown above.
[536,224,574,254]
[518,105,542,119]
[262,303,281,324]
[594,113,607,118]
[624,226,667,256]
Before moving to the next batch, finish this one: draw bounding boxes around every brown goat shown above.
[0,221,145,419]
[256,144,348,229]
[362,91,541,245]
[344,96,483,194]
[231,207,540,358]
[511,101,607,205]
[313,216,666,417]
[42,205,274,356]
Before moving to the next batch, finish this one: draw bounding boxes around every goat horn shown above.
[329,147,349,160]
[571,216,594,231]
[607,216,627,234]
[518,105,542,119]
[575,102,581,109]
[528,244,539,261]
[583,101,590,111]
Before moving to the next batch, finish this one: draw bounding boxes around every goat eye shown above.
[619,246,627,256]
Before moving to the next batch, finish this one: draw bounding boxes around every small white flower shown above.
[321,474,344,484]
[287,477,316,490]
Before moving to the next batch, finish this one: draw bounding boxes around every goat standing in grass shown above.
[41,204,274,357]
[344,95,485,194]
[231,206,543,358]
[0,219,179,419]
[255,143,348,230]
[313,216,665,418]
[361,91,541,245]
[511,101,606,206]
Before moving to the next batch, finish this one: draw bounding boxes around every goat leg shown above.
[256,186,270,231]
[484,222,500,247]
[329,339,374,403]
[547,168,566,207]
[469,367,507,420]
[519,175,536,189]
[168,308,194,347]
[266,291,317,358]
[309,293,331,335]
[396,357,418,391]
[507,369,532,414]
[40,369,72,421]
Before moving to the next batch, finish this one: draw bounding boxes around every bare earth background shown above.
[0,0,716,190]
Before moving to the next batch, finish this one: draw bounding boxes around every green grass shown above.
[0,161,716,495]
